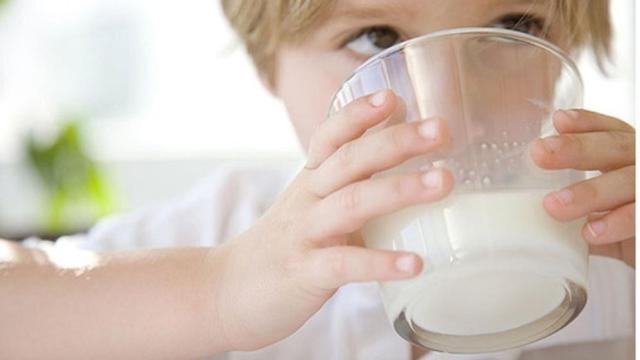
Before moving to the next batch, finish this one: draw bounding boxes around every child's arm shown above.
[0,239,233,359]
[530,109,635,267]
[1,90,452,358]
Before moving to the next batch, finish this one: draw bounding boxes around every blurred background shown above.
[0,0,635,240]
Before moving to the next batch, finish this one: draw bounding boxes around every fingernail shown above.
[369,91,387,107]
[542,136,563,153]
[418,119,440,141]
[564,109,580,120]
[552,189,573,205]
[421,170,443,189]
[396,254,417,273]
[555,109,579,121]
[587,220,607,238]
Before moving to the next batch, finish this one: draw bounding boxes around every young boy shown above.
[0,0,635,359]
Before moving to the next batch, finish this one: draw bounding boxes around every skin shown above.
[0,243,230,359]
[0,0,634,358]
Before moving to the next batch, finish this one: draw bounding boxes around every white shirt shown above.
[31,163,635,360]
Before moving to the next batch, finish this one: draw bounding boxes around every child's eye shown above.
[344,26,402,57]
[491,13,546,37]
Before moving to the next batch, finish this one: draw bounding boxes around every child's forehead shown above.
[328,0,549,20]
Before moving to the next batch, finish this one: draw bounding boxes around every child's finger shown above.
[307,169,453,240]
[304,246,423,291]
[588,237,635,266]
[543,165,634,222]
[582,203,635,245]
[552,109,635,134]
[530,130,635,171]
[308,118,449,197]
[304,90,398,170]
[587,211,608,222]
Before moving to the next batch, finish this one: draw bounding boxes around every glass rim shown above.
[328,27,584,114]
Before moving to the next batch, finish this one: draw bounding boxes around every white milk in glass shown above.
[361,189,588,349]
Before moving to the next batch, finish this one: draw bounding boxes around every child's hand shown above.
[530,109,635,267]
[216,90,453,351]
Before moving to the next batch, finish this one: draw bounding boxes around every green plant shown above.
[26,117,118,233]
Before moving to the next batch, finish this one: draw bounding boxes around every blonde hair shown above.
[221,0,611,84]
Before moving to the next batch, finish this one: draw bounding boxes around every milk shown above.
[361,189,588,338]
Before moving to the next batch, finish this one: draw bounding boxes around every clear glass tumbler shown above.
[329,28,588,353]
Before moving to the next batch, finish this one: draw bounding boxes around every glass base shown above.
[393,279,586,353]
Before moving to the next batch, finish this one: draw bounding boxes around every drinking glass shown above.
[329,27,587,353]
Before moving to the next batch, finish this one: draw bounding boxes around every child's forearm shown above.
[0,239,232,359]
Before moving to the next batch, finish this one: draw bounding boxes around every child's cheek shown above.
[276,48,360,152]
